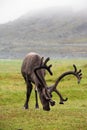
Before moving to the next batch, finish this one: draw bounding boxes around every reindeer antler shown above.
[47,64,82,105]
[34,57,55,106]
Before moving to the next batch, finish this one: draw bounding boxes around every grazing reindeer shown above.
[21,52,55,111]
[21,52,82,111]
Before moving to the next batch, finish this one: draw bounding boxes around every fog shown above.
[0,0,87,24]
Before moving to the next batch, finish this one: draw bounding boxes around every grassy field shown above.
[0,59,87,130]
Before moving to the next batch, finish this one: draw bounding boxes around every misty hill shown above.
[0,8,87,59]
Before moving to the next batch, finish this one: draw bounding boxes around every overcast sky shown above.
[0,0,87,24]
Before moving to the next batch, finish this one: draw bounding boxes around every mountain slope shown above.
[0,8,87,59]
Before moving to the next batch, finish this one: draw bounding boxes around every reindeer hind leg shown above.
[24,74,33,109]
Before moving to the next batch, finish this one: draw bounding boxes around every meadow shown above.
[0,59,87,130]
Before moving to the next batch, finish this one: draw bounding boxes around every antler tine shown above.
[77,69,81,74]
[44,57,50,65]
[73,64,77,72]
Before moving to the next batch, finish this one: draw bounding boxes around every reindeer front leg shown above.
[35,87,39,109]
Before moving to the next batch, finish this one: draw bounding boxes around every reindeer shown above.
[21,52,82,111]
[21,52,55,111]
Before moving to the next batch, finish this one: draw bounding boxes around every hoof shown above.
[24,104,28,109]
[23,107,28,110]
[59,102,64,104]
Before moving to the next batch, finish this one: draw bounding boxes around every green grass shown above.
[0,59,87,130]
